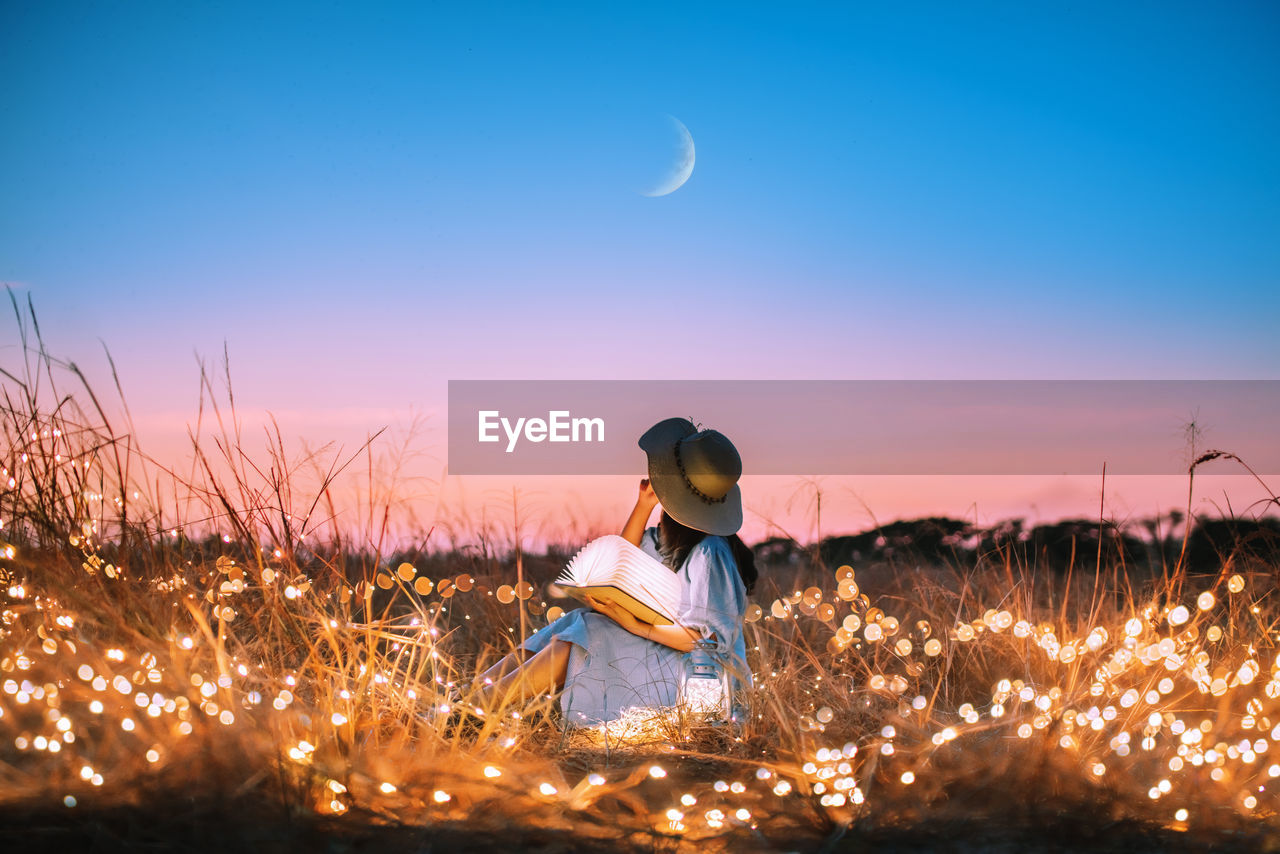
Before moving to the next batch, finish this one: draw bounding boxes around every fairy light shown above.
[3,431,1279,847]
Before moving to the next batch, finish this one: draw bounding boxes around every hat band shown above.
[673,439,728,505]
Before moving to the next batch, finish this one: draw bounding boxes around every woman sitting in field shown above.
[465,417,757,726]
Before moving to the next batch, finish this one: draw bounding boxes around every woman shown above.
[468,417,757,726]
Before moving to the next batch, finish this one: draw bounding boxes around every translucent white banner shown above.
[447,380,1279,475]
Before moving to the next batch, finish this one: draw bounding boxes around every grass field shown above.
[3,311,1279,852]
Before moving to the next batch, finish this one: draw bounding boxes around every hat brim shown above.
[639,418,744,537]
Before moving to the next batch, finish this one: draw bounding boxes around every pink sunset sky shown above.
[7,300,1270,551]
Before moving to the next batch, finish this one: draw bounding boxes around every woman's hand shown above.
[636,477,659,511]
[583,595,644,635]
[584,596,700,651]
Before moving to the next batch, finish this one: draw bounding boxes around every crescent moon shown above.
[641,115,695,197]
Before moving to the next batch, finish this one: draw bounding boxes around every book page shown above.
[555,536,682,625]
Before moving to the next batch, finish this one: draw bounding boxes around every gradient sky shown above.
[2,2,1277,544]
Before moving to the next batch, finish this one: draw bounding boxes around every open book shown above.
[554,534,683,626]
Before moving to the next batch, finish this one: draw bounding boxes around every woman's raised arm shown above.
[620,478,659,546]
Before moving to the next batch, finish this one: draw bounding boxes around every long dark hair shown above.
[657,510,757,595]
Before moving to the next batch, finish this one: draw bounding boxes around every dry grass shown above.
[2,297,1280,852]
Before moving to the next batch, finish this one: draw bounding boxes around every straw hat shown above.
[638,417,743,536]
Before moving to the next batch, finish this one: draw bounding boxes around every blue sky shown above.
[1,1,1277,534]
[5,1,1278,385]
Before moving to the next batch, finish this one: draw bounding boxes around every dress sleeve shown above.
[677,537,747,653]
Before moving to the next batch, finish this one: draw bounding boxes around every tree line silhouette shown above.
[753,513,1280,577]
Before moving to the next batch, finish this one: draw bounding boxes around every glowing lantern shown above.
[679,639,731,721]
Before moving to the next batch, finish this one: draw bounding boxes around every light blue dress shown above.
[520,526,752,726]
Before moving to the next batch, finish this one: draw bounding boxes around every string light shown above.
[1,414,1275,843]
